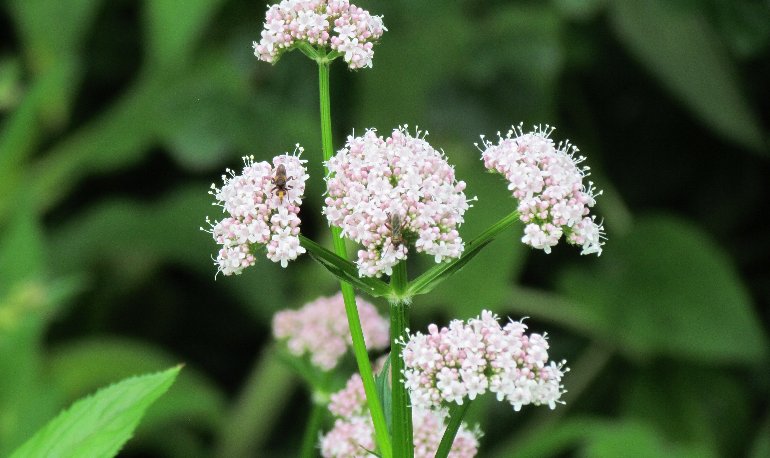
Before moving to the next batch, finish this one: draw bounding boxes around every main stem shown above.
[389,261,413,457]
[317,61,392,458]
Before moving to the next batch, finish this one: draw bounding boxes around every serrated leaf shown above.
[10,366,181,458]
[610,0,765,153]
[300,236,390,297]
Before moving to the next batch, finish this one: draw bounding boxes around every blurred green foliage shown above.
[1,0,768,456]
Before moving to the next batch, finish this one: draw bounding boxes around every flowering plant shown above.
[205,1,605,456]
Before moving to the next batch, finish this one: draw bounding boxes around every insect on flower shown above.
[271,163,293,203]
[385,212,408,246]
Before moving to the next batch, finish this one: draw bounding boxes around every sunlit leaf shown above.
[10,366,180,458]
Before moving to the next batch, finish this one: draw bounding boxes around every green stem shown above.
[469,209,519,250]
[300,399,324,458]
[435,401,472,458]
[317,61,393,458]
[406,209,520,297]
[389,262,413,458]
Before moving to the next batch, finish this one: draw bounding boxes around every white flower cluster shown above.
[321,373,480,458]
[402,310,568,412]
[206,149,308,275]
[479,124,605,255]
[324,127,472,277]
[253,0,386,69]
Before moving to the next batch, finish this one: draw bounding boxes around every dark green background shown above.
[1,0,768,456]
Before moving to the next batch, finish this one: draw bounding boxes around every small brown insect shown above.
[385,213,408,245]
[271,164,294,203]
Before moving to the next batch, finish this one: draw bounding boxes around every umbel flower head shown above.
[253,0,386,70]
[272,293,389,371]
[479,124,605,255]
[205,148,309,275]
[402,310,569,412]
[321,372,480,458]
[324,127,473,278]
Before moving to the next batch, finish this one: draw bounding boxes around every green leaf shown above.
[374,354,392,433]
[300,236,391,297]
[10,366,181,458]
[557,214,767,363]
[610,0,766,153]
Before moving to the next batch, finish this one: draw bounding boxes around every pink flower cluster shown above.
[252,0,386,69]
[402,310,568,412]
[479,124,604,255]
[321,373,480,457]
[206,150,309,275]
[272,293,389,370]
[324,127,472,277]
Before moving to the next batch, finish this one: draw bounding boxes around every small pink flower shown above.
[321,372,481,457]
[324,127,473,277]
[204,147,309,275]
[253,0,386,70]
[272,293,389,371]
[402,310,569,412]
[479,124,605,255]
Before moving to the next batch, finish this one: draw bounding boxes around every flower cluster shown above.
[253,0,386,69]
[321,373,480,457]
[479,124,604,255]
[272,293,389,370]
[324,127,472,277]
[206,149,309,275]
[402,310,568,412]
